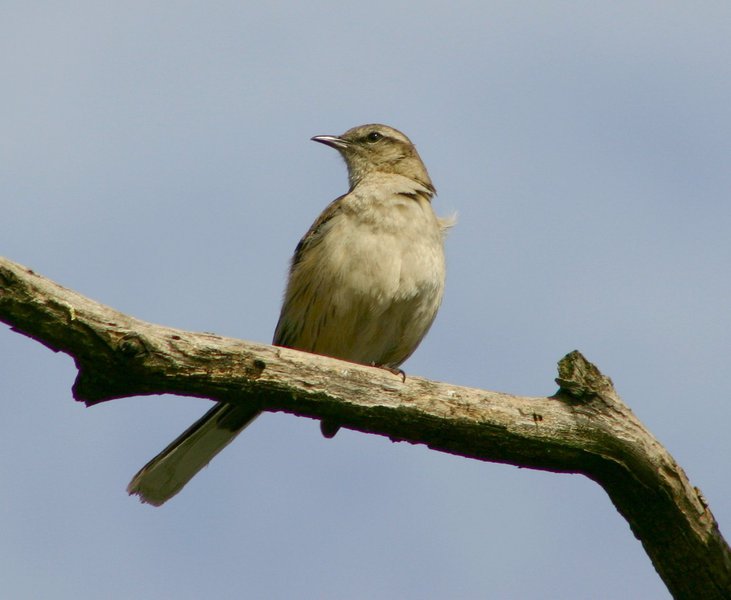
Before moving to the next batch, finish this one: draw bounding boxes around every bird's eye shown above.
[365,131,382,143]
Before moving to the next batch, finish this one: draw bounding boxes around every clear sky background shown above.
[2,3,730,599]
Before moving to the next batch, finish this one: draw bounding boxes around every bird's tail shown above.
[127,402,261,506]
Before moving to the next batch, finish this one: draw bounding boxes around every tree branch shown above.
[1,256,729,599]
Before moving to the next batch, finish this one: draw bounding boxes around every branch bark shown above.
[1,255,729,599]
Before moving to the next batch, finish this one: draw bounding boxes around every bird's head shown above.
[312,124,434,193]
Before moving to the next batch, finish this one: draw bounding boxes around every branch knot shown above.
[555,350,615,400]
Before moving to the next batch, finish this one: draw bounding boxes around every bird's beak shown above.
[311,135,349,150]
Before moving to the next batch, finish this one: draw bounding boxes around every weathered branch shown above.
[1,255,729,599]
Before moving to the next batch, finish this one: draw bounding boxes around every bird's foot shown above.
[374,364,406,382]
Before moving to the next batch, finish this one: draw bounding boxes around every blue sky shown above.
[2,3,730,599]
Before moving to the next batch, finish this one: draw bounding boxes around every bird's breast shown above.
[326,194,445,301]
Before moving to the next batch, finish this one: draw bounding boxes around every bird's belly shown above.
[307,217,444,366]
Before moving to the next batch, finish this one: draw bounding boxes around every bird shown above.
[127,123,452,505]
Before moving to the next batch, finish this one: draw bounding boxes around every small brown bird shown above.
[128,124,452,505]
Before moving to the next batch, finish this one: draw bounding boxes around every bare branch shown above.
[1,256,729,599]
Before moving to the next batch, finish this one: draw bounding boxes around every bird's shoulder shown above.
[290,192,347,268]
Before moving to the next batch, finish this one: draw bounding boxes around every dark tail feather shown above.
[127,402,261,506]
